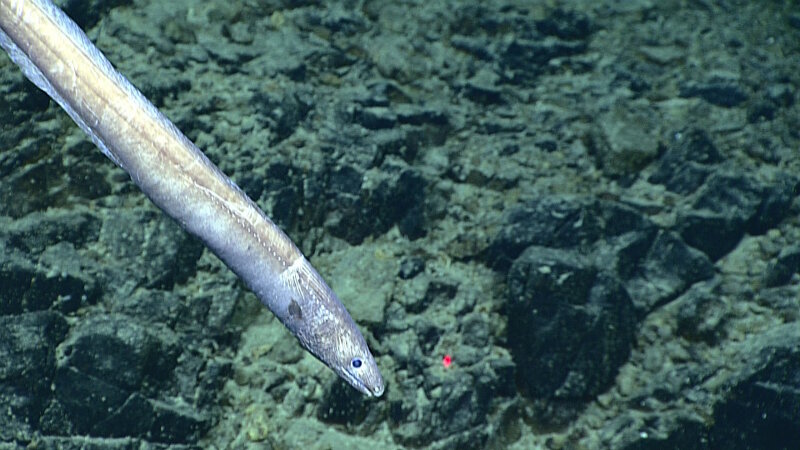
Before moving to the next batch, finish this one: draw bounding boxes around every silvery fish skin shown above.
[0,0,384,397]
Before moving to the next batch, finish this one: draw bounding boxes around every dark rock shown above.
[415,319,445,354]
[649,128,723,194]
[536,8,593,40]
[506,246,636,402]
[404,280,457,314]
[325,157,425,243]
[59,315,180,394]
[394,104,449,127]
[499,38,587,85]
[239,159,291,207]
[53,366,132,435]
[748,172,799,234]
[764,245,800,287]
[5,208,102,254]
[39,398,74,435]
[0,312,68,387]
[398,256,425,279]
[353,81,406,108]
[0,129,113,217]
[534,140,557,152]
[390,369,490,447]
[676,209,745,261]
[790,13,800,29]
[446,147,521,190]
[98,208,204,290]
[748,83,795,122]
[592,230,658,281]
[194,359,233,409]
[322,195,365,244]
[615,69,651,93]
[0,312,68,442]
[0,247,99,315]
[674,283,727,344]
[680,172,799,259]
[59,0,132,31]
[756,286,800,323]
[450,35,495,61]
[252,90,313,143]
[133,396,208,443]
[53,361,207,443]
[0,211,97,300]
[386,319,509,448]
[486,197,654,270]
[765,83,795,108]
[679,78,748,107]
[430,371,487,436]
[193,288,240,337]
[426,428,489,450]
[329,164,363,196]
[317,379,371,426]
[709,332,800,450]
[654,162,712,195]
[0,152,62,218]
[266,337,303,366]
[625,231,714,313]
[306,7,369,36]
[390,169,426,240]
[485,353,516,398]
[590,106,661,180]
[354,106,397,130]
[460,344,517,399]
[747,98,779,122]
[0,71,50,129]
[450,3,518,38]
[386,329,425,374]
[265,184,302,231]
[32,435,201,450]
[92,393,158,438]
[683,172,759,245]
[619,416,710,450]
[53,368,207,443]
[372,128,420,163]
[459,76,504,105]
[115,290,194,330]
[459,312,490,348]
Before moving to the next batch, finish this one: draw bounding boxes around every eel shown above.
[0,0,384,397]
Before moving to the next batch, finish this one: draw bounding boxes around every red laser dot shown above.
[442,354,452,368]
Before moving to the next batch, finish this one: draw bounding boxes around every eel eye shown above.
[351,358,362,369]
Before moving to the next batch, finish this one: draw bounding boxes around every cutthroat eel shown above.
[0,0,384,397]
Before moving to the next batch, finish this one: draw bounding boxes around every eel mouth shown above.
[371,383,385,397]
[342,369,384,397]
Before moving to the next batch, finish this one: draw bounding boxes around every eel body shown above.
[0,0,384,397]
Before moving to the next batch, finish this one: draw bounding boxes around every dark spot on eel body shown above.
[288,299,303,320]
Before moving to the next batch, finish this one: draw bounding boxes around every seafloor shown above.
[1,0,798,449]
